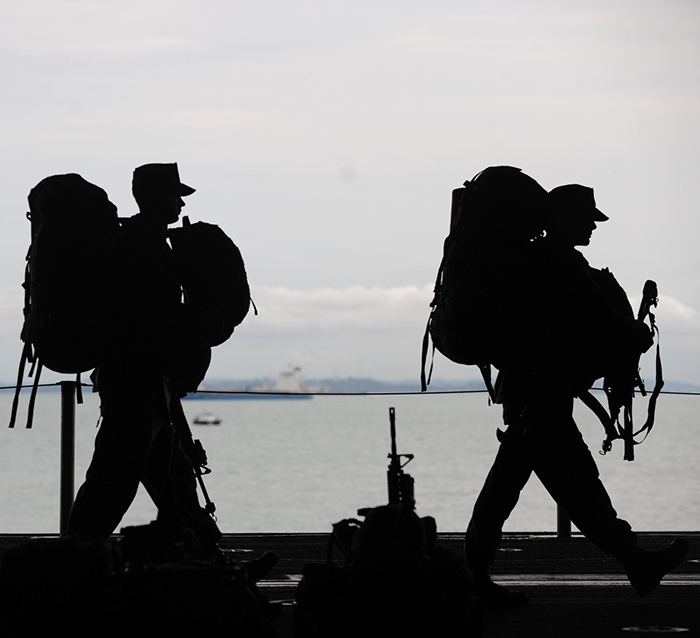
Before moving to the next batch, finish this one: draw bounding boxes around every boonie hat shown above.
[132,163,195,198]
[549,184,608,222]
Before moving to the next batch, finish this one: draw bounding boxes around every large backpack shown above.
[168,217,253,348]
[421,166,550,394]
[9,174,121,428]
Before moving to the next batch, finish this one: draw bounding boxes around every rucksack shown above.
[421,166,551,394]
[168,216,253,347]
[9,174,121,428]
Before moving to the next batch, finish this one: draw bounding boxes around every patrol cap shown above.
[549,184,608,222]
[132,163,195,199]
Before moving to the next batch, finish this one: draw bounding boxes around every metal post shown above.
[557,505,572,538]
[59,381,76,534]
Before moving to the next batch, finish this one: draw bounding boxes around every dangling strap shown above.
[8,342,32,429]
[420,258,445,392]
[8,343,44,430]
[621,284,664,457]
[578,390,620,453]
[622,402,635,461]
[25,360,43,429]
[9,256,33,429]
[478,363,496,403]
[632,320,664,445]
[420,316,435,392]
[75,372,84,405]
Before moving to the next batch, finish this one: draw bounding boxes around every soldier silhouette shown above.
[464,183,689,607]
[67,163,221,554]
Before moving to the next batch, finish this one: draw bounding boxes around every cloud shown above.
[242,284,433,334]
[1,283,699,384]
[202,284,441,381]
[0,283,438,382]
[656,295,697,323]
[225,286,700,383]
[629,294,699,334]
[243,286,699,340]
[0,0,698,384]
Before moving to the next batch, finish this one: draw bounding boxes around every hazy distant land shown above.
[195,376,700,395]
[3,377,699,395]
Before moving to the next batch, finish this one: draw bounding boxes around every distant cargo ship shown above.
[187,366,328,400]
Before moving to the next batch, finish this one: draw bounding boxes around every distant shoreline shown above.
[2,378,700,395]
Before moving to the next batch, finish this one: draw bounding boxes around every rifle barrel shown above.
[389,407,397,459]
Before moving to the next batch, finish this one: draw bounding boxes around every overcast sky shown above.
[1,0,699,386]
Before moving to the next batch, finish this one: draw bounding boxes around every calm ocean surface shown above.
[1,389,698,535]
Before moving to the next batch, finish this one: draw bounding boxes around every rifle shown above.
[598,279,663,461]
[169,396,217,518]
[386,407,415,511]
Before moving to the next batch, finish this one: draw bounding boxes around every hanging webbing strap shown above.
[420,318,435,393]
[631,307,664,445]
[9,257,33,429]
[8,342,32,429]
[25,360,43,430]
[420,257,445,393]
[478,363,496,403]
[620,281,664,459]
[578,389,621,452]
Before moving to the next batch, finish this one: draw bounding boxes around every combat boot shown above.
[624,538,689,597]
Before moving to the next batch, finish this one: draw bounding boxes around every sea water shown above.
[0,389,698,534]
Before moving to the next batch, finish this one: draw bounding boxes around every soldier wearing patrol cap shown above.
[464,179,688,607]
[68,161,221,554]
[131,162,196,226]
[548,184,609,247]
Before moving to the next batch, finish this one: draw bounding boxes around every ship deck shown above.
[1,530,698,636]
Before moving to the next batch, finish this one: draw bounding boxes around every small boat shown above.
[193,411,221,425]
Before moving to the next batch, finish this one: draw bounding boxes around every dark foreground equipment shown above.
[0,534,279,636]
[294,408,483,637]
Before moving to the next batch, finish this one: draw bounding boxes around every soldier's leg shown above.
[140,423,222,549]
[67,376,161,540]
[464,424,533,572]
[532,413,638,558]
[530,397,688,596]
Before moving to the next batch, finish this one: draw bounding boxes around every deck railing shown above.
[6,381,699,537]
